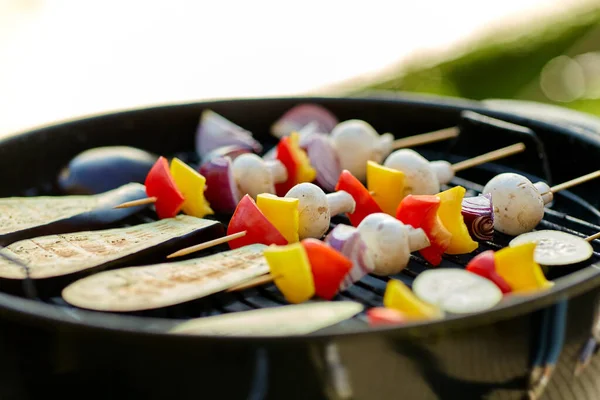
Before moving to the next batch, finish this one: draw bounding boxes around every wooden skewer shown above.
[451,142,526,172]
[166,231,247,259]
[391,126,459,150]
[585,232,600,242]
[550,170,600,193]
[226,274,277,292]
[113,196,157,209]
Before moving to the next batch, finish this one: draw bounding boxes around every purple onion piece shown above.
[270,104,338,138]
[201,145,253,165]
[195,110,262,158]
[198,156,241,214]
[325,225,375,291]
[306,135,342,192]
[461,193,494,241]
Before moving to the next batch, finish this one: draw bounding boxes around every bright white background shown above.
[0,0,593,136]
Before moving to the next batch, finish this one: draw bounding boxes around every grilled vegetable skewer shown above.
[167,183,356,258]
[382,142,526,196]
[482,170,600,235]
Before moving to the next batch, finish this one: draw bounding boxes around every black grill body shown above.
[0,95,600,400]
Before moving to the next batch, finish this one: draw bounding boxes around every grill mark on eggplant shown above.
[0,183,149,246]
[0,215,220,280]
[62,244,269,312]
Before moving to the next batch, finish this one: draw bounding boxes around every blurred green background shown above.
[347,4,600,117]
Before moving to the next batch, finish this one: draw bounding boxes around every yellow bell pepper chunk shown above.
[256,193,299,243]
[366,160,405,215]
[383,279,443,320]
[494,242,554,293]
[289,131,317,183]
[436,186,478,254]
[170,157,214,218]
[263,242,315,304]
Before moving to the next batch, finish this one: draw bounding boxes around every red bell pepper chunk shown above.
[145,156,185,219]
[335,170,382,227]
[301,238,353,300]
[466,250,512,294]
[227,194,288,250]
[275,136,299,196]
[396,195,452,266]
[366,307,407,326]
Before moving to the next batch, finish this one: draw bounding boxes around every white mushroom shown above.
[357,213,430,275]
[330,120,394,182]
[382,149,443,196]
[285,183,356,239]
[231,154,288,199]
[482,172,552,236]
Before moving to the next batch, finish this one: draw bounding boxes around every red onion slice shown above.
[201,145,253,165]
[461,193,494,241]
[199,156,241,214]
[306,135,342,192]
[271,104,338,139]
[195,110,262,158]
[325,225,375,291]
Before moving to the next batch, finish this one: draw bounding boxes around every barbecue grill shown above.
[1,94,600,400]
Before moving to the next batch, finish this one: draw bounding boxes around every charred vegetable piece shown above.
[170,301,364,337]
[270,103,338,138]
[62,244,268,312]
[199,156,241,214]
[366,160,405,216]
[301,238,353,300]
[324,224,375,290]
[494,242,554,293]
[383,279,444,320]
[0,215,221,280]
[335,170,382,227]
[366,307,407,326]
[226,195,288,250]
[412,269,503,314]
[58,146,158,195]
[509,230,593,266]
[145,157,185,219]
[436,186,478,254]
[0,183,148,246]
[461,193,494,241]
[195,109,262,158]
[274,132,316,196]
[256,194,299,243]
[264,242,315,304]
[396,195,452,266]
[170,158,214,219]
[465,250,512,293]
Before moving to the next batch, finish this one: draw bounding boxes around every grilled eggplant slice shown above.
[0,215,222,290]
[0,183,149,246]
[62,244,268,312]
[169,301,364,336]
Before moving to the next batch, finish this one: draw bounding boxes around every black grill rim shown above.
[1,94,600,343]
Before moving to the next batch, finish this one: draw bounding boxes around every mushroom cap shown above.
[383,149,439,195]
[482,172,545,236]
[357,213,411,275]
[285,183,330,239]
[330,119,381,182]
[231,154,275,199]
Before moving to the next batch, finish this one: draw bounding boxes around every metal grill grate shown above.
[5,149,600,328]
